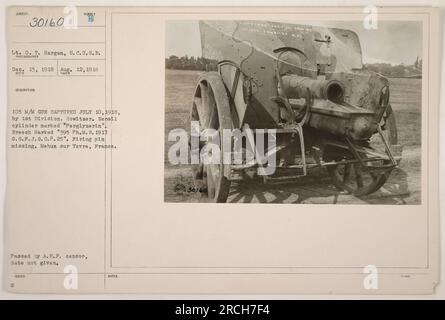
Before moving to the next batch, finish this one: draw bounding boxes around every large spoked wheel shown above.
[190,72,231,203]
[327,159,393,196]
[327,102,398,196]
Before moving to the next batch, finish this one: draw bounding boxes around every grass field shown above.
[388,77,422,147]
[164,69,422,204]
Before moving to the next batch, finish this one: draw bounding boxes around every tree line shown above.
[166,55,422,78]
[165,55,217,71]
[364,58,422,78]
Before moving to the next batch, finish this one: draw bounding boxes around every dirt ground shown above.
[164,69,421,204]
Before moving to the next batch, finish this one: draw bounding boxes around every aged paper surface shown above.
[6,6,440,294]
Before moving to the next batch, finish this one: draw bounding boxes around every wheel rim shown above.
[328,102,398,196]
[189,73,231,202]
[329,160,391,196]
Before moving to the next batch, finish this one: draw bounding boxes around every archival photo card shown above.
[6,6,440,294]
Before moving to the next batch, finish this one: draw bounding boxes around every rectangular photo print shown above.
[164,20,422,204]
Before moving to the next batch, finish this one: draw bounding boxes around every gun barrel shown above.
[281,75,345,104]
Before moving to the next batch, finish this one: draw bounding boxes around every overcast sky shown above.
[165,20,422,65]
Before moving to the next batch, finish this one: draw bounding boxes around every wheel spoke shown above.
[354,163,364,188]
[206,165,216,198]
[192,163,204,180]
[193,97,205,127]
[369,170,378,180]
[343,164,351,183]
[210,164,221,196]
[198,83,211,127]
[207,89,218,129]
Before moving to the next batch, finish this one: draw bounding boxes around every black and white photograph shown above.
[165,20,423,204]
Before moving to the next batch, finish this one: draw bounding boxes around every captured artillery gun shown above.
[190,21,401,202]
